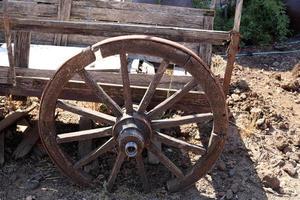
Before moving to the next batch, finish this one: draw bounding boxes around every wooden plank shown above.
[70,4,206,29]
[0,77,211,114]
[0,67,193,90]
[0,104,36,133]
[75,0,214,17]
[13,123,40,159]
[0,1,58,19]
[0,0,214,29]
[54,0,72,46]
[0,18,230,44]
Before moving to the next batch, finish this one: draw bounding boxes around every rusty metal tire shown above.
[38,35,228,192]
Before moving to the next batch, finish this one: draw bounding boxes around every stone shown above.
[218,192,226,197]
[217,160,226,171]
[275,136,289,151]
[231,183,239,193]
[262,174,281,191]
[274,73,281,81]
[226,189,233,199]
[25,196,35,200]
[240,93,247,100]
[25,179,40,190]
[256,118,265,127]
[228,168,236,177]
[286,152,300,162]
[250,108,262,115]
[233,88,241,94]
[283,163,297,177]
[237,80,250,91]
[231,94,240,102]
[283,146,292,154]
[273,62,280,67]
[279,122,289,130]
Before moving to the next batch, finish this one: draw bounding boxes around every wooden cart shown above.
[0,0,243,192]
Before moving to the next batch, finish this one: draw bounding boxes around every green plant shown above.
[192,0,210,9]
[194,0,290,45]
[241,0,290,44]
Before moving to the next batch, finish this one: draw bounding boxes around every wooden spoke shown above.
[56,126,112,144]
[106,152,126,192]
[120,51,133,114]
[155,132,206,155]
[57,100,116,125]
[138,60,169,112]
[74,138,115,169]
[151,113,213,129]
[147,143,184,179]
[136,154,150,192]
[147,79,197,119]
[78,69,123,117]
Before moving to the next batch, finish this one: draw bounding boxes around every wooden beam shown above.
[0,76,211,114]
[13,123,40,159]
[0,0,214,29]
[54,0,72,46]
[0,18,230,44]
[0,66,193,89]
[0,104,36,133]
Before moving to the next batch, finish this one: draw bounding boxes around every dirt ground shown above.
[0,41,299,200]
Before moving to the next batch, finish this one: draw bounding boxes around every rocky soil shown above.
[0,42,299,200]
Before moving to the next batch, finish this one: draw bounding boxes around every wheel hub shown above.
[112,113,152,158]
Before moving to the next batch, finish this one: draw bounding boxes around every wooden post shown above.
[210,0,217,9]
[54,0,73,46]
[198,0,216,67]
[199,16,214,67]
[78,117,97,172]
[223,0,243,94]
[13,31,31,100]
[3,0,16,86]
[0,132,4,165]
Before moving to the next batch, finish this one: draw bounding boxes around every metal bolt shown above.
[125,142,138,157]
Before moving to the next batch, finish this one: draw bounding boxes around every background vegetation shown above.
[193,0,290,45]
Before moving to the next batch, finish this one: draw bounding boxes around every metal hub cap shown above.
[113,113,152,157]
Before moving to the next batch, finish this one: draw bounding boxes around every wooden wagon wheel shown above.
[38,35,228,192]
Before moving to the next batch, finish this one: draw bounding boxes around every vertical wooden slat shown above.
[199,16,213,67]
[14,31,31,68]
[3,0,16,85]
[54,0,72,46]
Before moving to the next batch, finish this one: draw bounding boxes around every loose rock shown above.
[231,183,239,193]
[217,160,226,171]
[262,174,281,191]
[283,162,297,177]
[226,189,233,199]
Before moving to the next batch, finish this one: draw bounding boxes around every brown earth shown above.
[0,42,299,200]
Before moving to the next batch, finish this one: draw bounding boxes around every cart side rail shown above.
[0,18,230,45]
